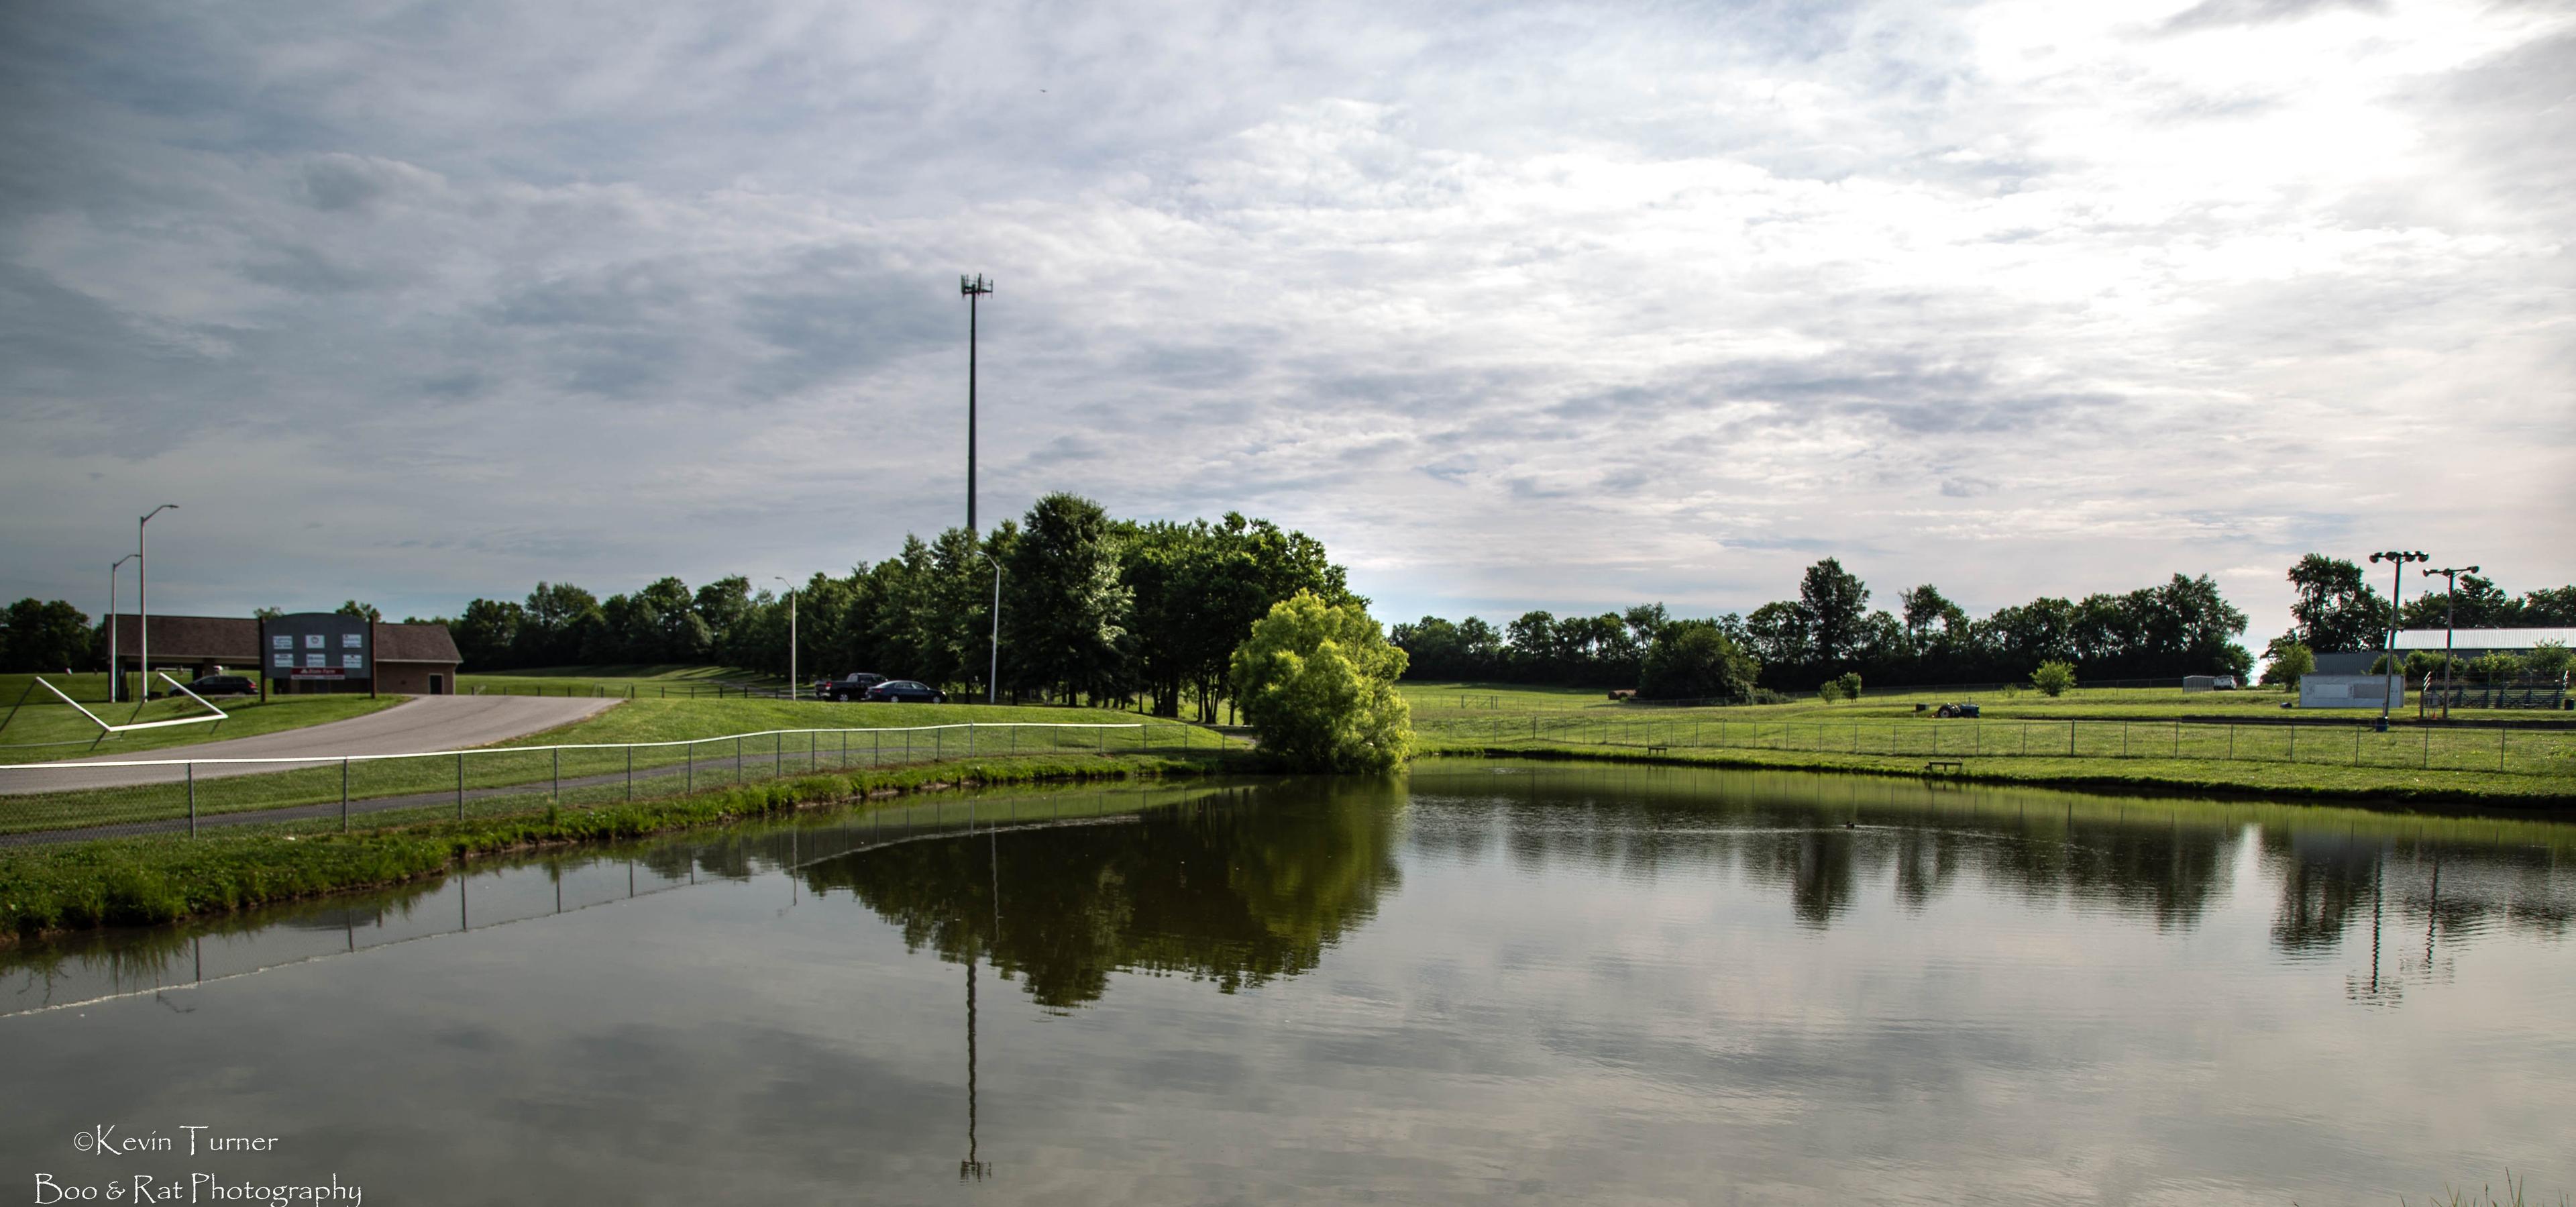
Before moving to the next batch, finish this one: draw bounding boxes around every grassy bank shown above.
[1403,679,2569,725]
[0,694,405,765]
[0,749,1228,939]
[1413,739,2576,808]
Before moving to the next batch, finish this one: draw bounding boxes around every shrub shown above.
[2261,641,2314,688]
[1817,680,1843,703]
[2031,660,2077,697]
[2528,640,2572,680]
[2471,651,2525,683]
[1833,671,1862,701]
[1229,590,1413,772]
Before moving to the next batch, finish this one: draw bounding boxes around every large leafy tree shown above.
[1799,558,1870,665]
[1230,590,1412,772]
[1637,619,1758,700]
[1004,493,1132,702]
[1,598,94,672]
[2284,554,2389,652]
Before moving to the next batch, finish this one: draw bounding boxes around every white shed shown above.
[2298,674,2406,710]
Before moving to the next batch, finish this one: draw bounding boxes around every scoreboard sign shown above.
[260,613,372,683]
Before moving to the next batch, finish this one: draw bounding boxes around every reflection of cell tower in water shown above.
[960,826,1000,1183]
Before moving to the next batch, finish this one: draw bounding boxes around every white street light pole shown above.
[138,504,176,701]
[772,576,797,701]
[107,554,136,702]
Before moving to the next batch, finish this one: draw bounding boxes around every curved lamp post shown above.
[107,554,136,702]
[138,504,177,702]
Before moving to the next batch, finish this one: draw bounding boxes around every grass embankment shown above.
[1402,680,2568,725]
[0,695,404,766]
[1414,739,2576,808]
[0,749,1229,939]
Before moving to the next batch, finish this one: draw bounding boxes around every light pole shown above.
[2367,549,2425,728]
[961,274,992,533]
[977,552,1000,704]
[772,576,797,700]
[107,554,136,702]
[2422,564,2478,721]
[138,504,177,701]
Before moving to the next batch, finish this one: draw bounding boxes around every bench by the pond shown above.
[1924,759,1964,774]
[1644,743,1668,755]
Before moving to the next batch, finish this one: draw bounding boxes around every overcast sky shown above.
[3,0,2570,646]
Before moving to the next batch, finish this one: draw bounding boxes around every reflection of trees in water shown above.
[1404,766,2576,951]
[806,780,1405,1009]
[1405,780,2231,931]
[2263,829,2576,958]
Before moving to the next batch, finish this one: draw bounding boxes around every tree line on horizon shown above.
[1390,556,2576,696]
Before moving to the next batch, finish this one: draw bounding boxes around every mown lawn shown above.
[0,694,405,766]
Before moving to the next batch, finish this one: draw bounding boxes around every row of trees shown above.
[419,496,1358,720]
[1392,558,2255,693]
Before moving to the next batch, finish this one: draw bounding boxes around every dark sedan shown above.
[863,680,945,704]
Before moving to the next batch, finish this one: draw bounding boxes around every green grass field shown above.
[0,694,403,766]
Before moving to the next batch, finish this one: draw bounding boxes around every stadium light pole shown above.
[977,551,1000,704]
[107,554,136,702]
[772,576,796,700]
[2367,549,2425,727]
[960,274,992,533]
[2422,564,2478,721]
[138,504,177,701]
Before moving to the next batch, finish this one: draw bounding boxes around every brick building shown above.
[109,614,462,696]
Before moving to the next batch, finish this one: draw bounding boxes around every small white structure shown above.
[2299,674,2406,709]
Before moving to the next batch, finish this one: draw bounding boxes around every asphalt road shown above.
[0,695,621,793]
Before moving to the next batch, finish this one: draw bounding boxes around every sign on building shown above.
[259,613,372,686]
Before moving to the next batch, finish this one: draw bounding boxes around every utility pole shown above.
[107,554,136,702]
[961,274,992,533]
[138,504,177,704]
[2422,564,2478,722]
[2367,549,2425,729]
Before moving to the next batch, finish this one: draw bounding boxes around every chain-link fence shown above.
[1419,713,2576,779]
[0,721,1225,845]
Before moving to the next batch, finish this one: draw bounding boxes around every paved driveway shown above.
[0,695,620,793]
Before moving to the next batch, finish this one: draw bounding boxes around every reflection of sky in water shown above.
[1,765,2570,1205]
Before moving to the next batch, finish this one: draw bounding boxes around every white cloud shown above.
[0,0,2568,639]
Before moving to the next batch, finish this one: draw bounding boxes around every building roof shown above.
[109,615,460,666]
[110,614,258,660]
[374,623,462,664]
[2392,627,2575,651]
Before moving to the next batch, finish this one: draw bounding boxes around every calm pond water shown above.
[3,762,2573,1205]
